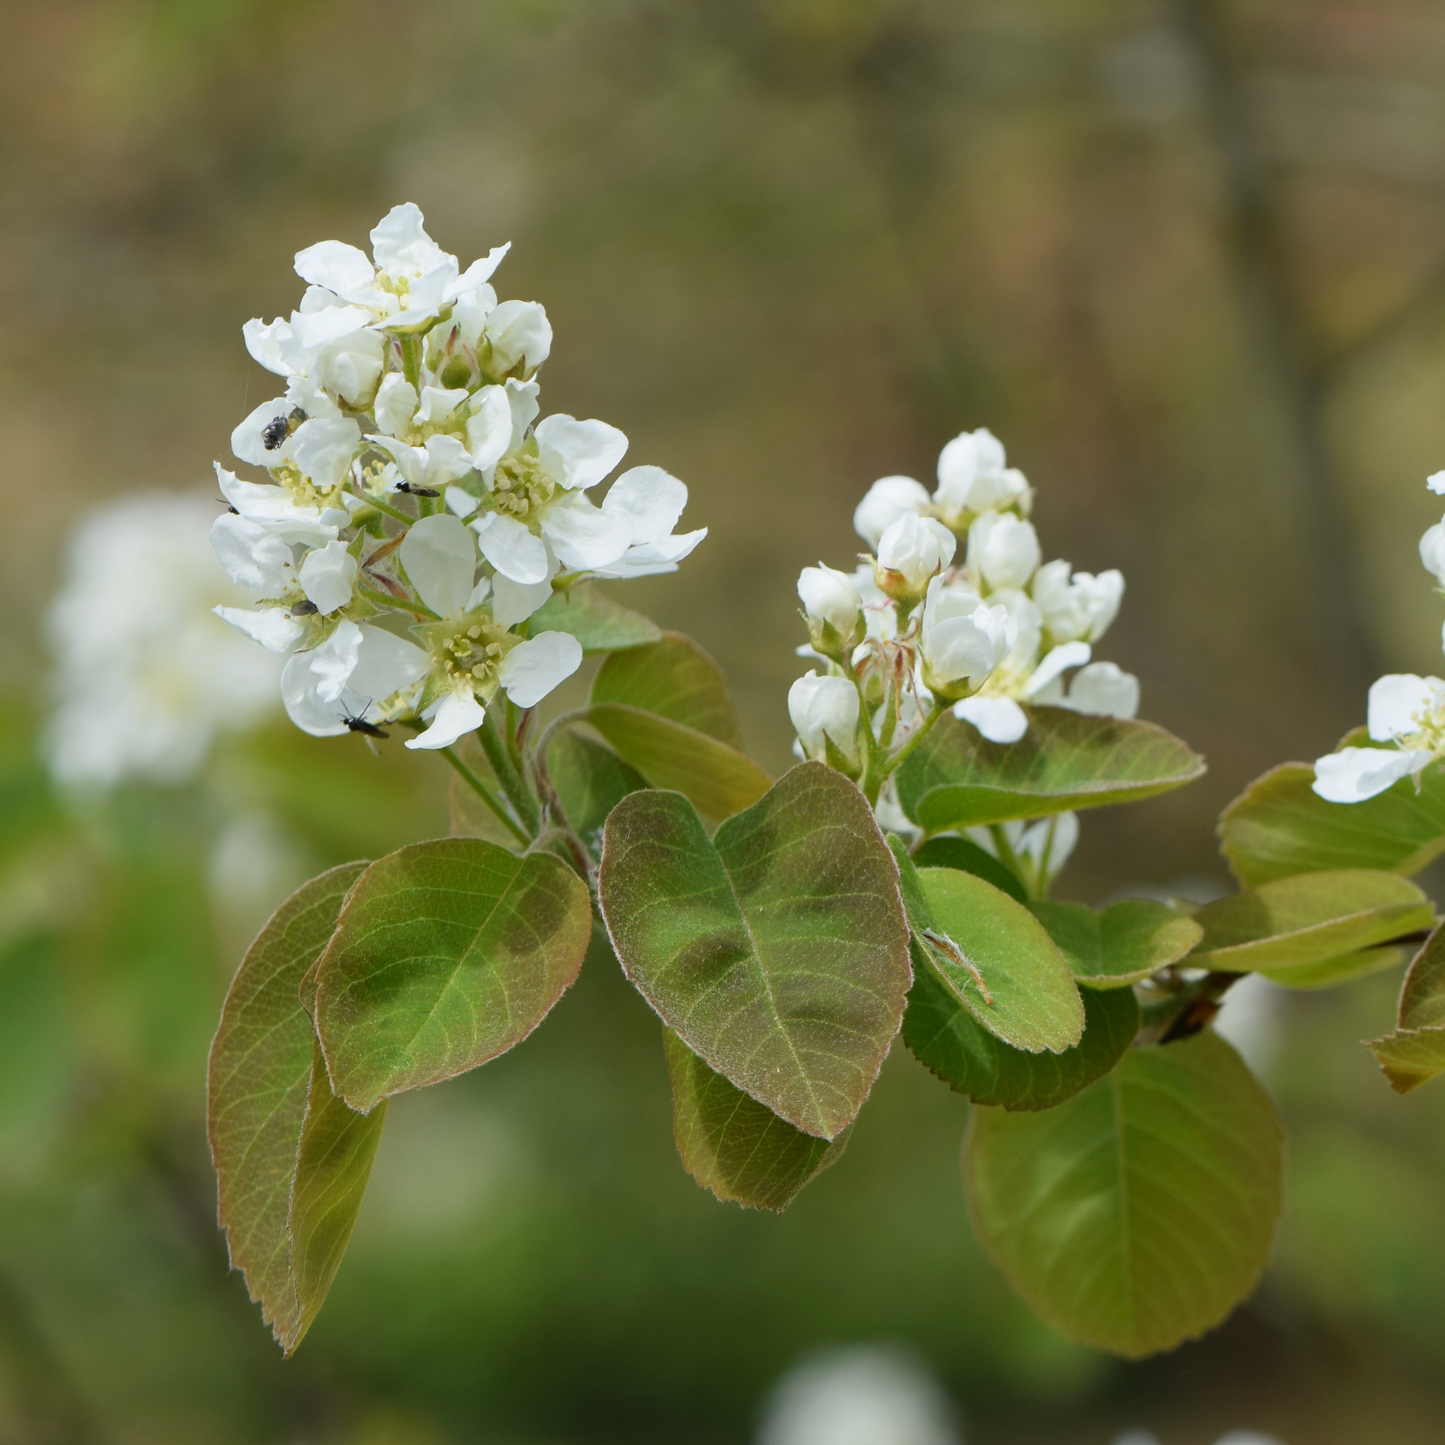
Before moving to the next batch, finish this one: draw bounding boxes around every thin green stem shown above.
[358,584,438,620]
[884,699,947,775]
[439,747,529,846]
[478,709,541,834]
[988,822,1036,899]
[400,333,423,390]
[347,485,414,524]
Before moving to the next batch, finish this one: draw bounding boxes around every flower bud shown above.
[853,475,931,549]
[798,564,864,656]
[874,512,956,603]
[967,511,1041,592]
[1421,522,1445,586]
[1031,559,1124,643]
[788,671,861,767]
[920,581,1016,700]
[934,428,1030,523]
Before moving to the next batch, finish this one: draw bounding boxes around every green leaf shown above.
[590,632,743,746]
[1219,760,1445,886]
[207,862,381,1353]
[896,708,1205,831]
[1028,899,1202,988]
[1189,870,1433,973]
[599,762,910,1139]
[522,583,661,654]
[915,867,1084,1053]
[965,1031,1283,1358]
[547,731,648,846]
[1367,924,1445,1093]
[662,1028,847,1211]
[905,966,1138,1110]
[582,706,771,822]
[446,735,522,848]
[1258,944,1409,990]
[315,839,592,1112]
[911,834,1028,903]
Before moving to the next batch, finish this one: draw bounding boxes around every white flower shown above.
[967,812,1079,887]
[480,300,553,378]
[367,431,476,496]
[214,464,345,546]
[799,564,862,634]
[297,540,357,615]
[934,427,1030,521]
[951,640,1093,743]
[588,466,707,581]
[1367,672,1445,742]
[875,512,956,600]
[1312,673,1445,802]
[45,492,282,788]
[1428,471,1445,495]
[1031,559,1124,643]
[853,475,931,549]
[281,622,430,737]
[242,304,385,409]
[920,577,1014,693]
[1051,660,1140,719]
[1313,746,1432,803]
[788,672,861,764]
[1421,522,1445,586]
[967,511,1041,591]
[293,202,511,333]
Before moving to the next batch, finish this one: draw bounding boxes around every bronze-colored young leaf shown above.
[1028,899,1202,988]
[590,632,742,745]
[1189,869,1433,973]
[916,868,1084,1054]
[599,762,910,1140]
[1219,760,1445,887]
[315,839,592,1112]
[521,583,662,654]
[1367,924,1445,1093]
[965,1031,1283,1358]
[895,708,1205,832]
[1398,922,1445,1029]
[904,965,1138,1111]
[207,862,371,1352]
[663,1029,847,1211]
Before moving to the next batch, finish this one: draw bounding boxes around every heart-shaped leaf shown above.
[905,965,1138,1111]
[522,583,661,654]
[1220,760,1445,887]
[663,1029,848,1211]
[1028,899,1202,988]
[965,1031,1283,1358]
[911,834,1028,903]
[1368,925,1445,1093]
[1189,870,1433,973]
[914,868,1084,1054]
[208,863,385,1354]
[599,762,910,1140]
[896,708,1205,832]
[315,839,592,1112]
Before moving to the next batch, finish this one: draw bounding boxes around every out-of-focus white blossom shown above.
[934,427,1030,526]
[967,812,1079,892]
[920,579,1014,698]
[798,564,863,655]
[967,511,1041,591]
[1031,559,1124,643]
[46,492,282,788]
[854,475,931,549]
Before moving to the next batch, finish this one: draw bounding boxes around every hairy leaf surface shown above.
[966,1031,1283,1357]
[905,966,1137,1110]
[1190,870,1433,973]
[896,709,1205,831]
[663,1029,847,1210]
[1029,899,1202,988]
[315,839,591,1112]
[207,862,378,1353]
[522,583,661,654]
[1368,925,1445,1093]
[911,834,1028,902]
[599,763,910,1139]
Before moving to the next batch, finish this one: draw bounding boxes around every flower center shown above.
[419,614,517,700]
[488,453,556,524]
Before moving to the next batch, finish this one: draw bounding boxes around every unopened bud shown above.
[798,563,863,657]
[788,671,861,769]
[874,513,956,604]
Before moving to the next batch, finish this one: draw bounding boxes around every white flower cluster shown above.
[212,204,704,751]
[46,492,282,788]
[788,428,1137,778]
[1314,469,1445,802]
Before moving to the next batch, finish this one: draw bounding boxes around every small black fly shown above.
[261,415,289,450]
[340,708,389,740]
[395,481,441,498]
[216,497,239,514]
[290,600,320,617]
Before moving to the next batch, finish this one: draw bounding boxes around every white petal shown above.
[366,434,425,487]
[1312,746,1431,803]
[601,465,687,544]
[298,539,357,615]
[491,574,553,628]
[1429,472,1445,495]
[953,695,1029,744]
[589,529,707,580]
[294,239,375,297]
[473,511,551,585]
[290,306,374,351]
[498,632,583,708]
[214,605,304,653]
[485,300,552,374]
[1367,673,1445,742]
[292,417,362,488]
[853,475,931,548]
[445,243,511,301]
[348,626,430,700]
[420,434,475,484]
[505,378,540,450]
[281,652,350,737]
[406,689,488,750]
[370,203,444,273]
[374,374,419,437]
[540,496,632,570]
[1023,641,1092,698]
[308,621,365,702]
[416,385,470,424]
[211,513,293,593]
[1064,661,1140,719]
[242,317,295,376]
[534,415,628,490]
[445,484,481,519]
[231,397,293,467]
[465,386,513,471]
[400,514,476,617]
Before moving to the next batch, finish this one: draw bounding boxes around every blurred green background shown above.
[6,0,1445,1440]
